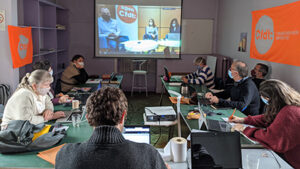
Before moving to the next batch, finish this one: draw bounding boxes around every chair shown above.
[131,60,148,96]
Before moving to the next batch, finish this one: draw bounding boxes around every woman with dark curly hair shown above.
[55,87,170,169]
[230,79,300,168]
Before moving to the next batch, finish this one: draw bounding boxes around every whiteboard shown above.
[181,19,214,54]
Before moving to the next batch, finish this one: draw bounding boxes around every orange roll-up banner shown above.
[250,1,300,67]
[8,25,33,68]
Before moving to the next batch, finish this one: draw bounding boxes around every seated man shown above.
[182,56,215,89]
[60,55,89,93]
[205,60,260,116]
[98,7,128,53]
[251,63,269,89]
[55,87,170,169]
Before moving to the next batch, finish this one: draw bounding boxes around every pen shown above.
[229,108,236,120]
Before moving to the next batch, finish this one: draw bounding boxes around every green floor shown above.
[125,92,186,148]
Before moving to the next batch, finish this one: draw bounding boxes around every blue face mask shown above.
[228,70,233,79]
[261,96,269,105]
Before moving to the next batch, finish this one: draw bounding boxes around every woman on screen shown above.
[143,19,158,41]
[230,79,300,168]
[169,18,180,33]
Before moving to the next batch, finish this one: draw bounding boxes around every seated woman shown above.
[230,79,300,168]
[1,70,65,130]
[32,60,69,105]
[169,18,180,33]
[143,19,158,41]
[60,55,89,93]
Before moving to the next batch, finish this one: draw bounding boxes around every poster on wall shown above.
[0,10,5,31]
[238,32,247,52]
[8,25,33,68]
[250,1,300,67]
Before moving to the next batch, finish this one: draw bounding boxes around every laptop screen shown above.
[191,132,242,169]
[123,126,150,144]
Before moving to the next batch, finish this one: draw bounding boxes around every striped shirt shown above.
[186,65,215,89]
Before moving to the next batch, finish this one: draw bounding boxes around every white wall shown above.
[0,0,19,92]
[216,0,300,91]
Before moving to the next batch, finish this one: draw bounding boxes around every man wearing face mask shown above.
[32,61,70,105]
[61,55,89,93]
[1,70,65,130]
[205,60,260,116]
[251,63,269,89]
[98,7,120,52]
[182,56,215,89]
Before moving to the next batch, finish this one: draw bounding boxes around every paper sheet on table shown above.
[221,117,256,128]
[37,144,65,165]
[222,118,259,144]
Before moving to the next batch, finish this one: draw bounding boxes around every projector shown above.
[145,106,177,122]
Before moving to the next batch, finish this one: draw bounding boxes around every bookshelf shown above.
[18,0,69,91]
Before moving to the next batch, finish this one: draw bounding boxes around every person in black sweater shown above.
[205,60,260,116]
[60,55,89,93]
[55,87,170,169]
[251,63,269,89]
[251,63,269,114]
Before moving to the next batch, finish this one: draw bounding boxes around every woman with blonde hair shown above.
[230,79,300,168]
[1,70,65,130]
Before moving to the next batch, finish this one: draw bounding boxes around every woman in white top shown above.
[143,18,158,41]
[1,70,65,129]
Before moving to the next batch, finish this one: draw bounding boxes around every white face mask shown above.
[49,70,53,76]
[78,62,84,67]
[37,87,50,96]
[172,23,176,27]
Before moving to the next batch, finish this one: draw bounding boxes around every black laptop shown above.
[164,66,182,83]
[191,131,242,169]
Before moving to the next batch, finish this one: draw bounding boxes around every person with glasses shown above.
[230,79,300,168]
[205,60,260,115]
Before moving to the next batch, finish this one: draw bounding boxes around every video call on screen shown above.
[95,0,182,59]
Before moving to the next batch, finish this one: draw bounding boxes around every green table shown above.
[160,76,255,145]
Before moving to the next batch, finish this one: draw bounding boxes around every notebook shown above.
[122,126,150,144]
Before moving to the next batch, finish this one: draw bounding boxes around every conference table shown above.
[160,75,293,168]
[0,75,123,169]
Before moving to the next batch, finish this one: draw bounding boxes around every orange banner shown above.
[250,1,300,67]
[8,25,33,68]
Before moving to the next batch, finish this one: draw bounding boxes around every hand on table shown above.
[228,116,245,123]
[205,92,213,99]
[232,124,246,132]
[181,77,188,83]
[52,111,66,119]
[59,95,69,103]
[43,109,54,121]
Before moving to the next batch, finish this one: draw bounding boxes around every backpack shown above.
[0,84,10,105]
[0,120,66,153]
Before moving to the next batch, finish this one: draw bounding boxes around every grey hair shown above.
[193,56,206,65]
[233,60,248,78]
[17,70,53,91]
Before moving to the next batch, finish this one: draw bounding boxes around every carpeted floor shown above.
[125,92,175,148]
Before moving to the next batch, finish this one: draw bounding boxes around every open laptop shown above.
[167,33,180,41]
[122,125,150,144]
[164,66,182,84]
[56,108,85,123]
[191,131,242,169]
[198,102,232,132]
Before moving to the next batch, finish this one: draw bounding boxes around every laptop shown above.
[197,102,231,132]
[191,131,242,169]
[122,125,150,144]
[167,33,180,41]
[164,66,182,83]
[56,108,85,123]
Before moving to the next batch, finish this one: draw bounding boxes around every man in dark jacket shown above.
[205,60,260,116]
[55,87,169,169]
